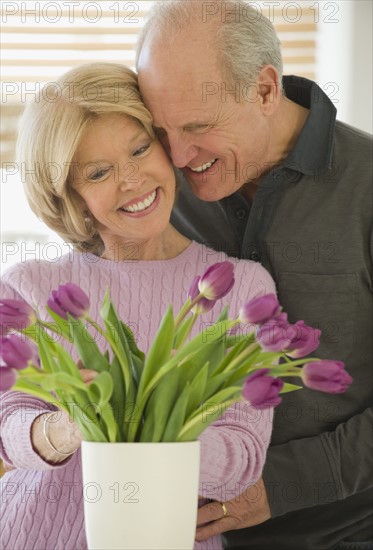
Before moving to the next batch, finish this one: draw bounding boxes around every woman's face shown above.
[72,113,176,253]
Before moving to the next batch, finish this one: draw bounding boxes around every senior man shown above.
[137,1,373,549]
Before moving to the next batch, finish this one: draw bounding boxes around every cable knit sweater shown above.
[0,241,275,550]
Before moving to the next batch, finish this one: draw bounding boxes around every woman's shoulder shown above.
[1,253,77,299]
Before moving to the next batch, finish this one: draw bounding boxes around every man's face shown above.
[137,32,272,202]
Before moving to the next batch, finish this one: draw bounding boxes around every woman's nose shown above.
[117,161,144,191]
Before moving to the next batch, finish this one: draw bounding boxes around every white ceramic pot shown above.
[81,440,200,550]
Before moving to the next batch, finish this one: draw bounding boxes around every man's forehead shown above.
[138,30,221,90]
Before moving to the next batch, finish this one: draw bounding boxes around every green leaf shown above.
[213,339,248,375]
[173,315,196,349]
[44,308,75,342]
[13,378,59,406]
[185,362,209,419]
[280,382,303,393]
[138,305,174,396]
[100,294,137,397]
[99,287,111,318]
[177,388,242,441]
[216,305,230,322]
[54,342,85,378]
[128,320,233,442]
[34,324,58,373]
[108,356,125,439]
[224,332,256,349]
[69,316,109,373]
[140,368,180,442]
[162,383,191,442]
[204,371,233,400]
[36,372,88,392]
[98,403,118,442]
[69,404,108,442]
[130,353,144,386]
[120,321,145,361]
[87,371,114,409]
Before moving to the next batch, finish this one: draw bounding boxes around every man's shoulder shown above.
[334,120,372,157]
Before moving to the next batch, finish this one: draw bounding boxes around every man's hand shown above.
[196,478,271,541]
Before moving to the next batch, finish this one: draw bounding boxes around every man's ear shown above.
[257,65,281,115]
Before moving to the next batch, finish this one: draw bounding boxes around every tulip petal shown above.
[198,262,235,300]
[47,283,90,319]
[239,294,281,324]
[243,369,284,409]
[0,366,17,391]
[302,360,353,394]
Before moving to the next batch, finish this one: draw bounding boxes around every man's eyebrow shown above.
[153,121,214,134]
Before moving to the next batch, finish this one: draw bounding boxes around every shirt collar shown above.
[281,76,337,176]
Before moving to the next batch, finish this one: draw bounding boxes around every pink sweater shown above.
[0,242,275,550]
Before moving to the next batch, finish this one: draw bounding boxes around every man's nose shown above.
[166,132,198,168]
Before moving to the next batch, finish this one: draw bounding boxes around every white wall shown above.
[317,0,372,133]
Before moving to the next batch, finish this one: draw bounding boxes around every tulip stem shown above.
[85,317,106,338]
[282,357,320,368]
[174,294,205,329]
[222,342,260,373]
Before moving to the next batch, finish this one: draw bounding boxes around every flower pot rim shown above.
[81,440,200,445]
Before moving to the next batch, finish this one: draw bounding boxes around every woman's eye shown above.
[90,168,109,181]
[133,142,151,157]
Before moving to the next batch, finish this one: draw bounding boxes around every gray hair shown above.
[136,0,283,89]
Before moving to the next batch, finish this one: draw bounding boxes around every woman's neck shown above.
[100,225,191,261]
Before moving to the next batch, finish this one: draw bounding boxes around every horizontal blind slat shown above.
[1,0,318,165]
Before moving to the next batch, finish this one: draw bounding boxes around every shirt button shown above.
[249,250,261,262]
[235,208,247,220]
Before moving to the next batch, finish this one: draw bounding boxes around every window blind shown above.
[1,0,318,164]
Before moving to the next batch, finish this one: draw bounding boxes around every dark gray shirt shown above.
[171,76,373,548]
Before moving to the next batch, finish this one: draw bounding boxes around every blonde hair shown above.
[16,62,154,252]
[137,0,283,89]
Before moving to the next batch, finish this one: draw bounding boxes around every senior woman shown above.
[0,63,275,550]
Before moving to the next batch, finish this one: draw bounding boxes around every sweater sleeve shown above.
[196,260,275,500]
[198,402,273,500]
[0,273,73,471]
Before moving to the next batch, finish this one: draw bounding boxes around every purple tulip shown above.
[243,368,284,409]
[286,321,321,358]
[198,262,235,301]
[47,283,90,319]
[239,294,281,324]
[0,299,35,332]
[302,360,352,394]
[1,334,38,369]
[257,314,297,352]
[0,366,17,391]
[188,276,216,314]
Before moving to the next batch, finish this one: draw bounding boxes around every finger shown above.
[77,359,84,369]
[196,518,235,542]
[197,501,229,526]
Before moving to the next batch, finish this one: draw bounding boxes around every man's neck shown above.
[240,99,310,205]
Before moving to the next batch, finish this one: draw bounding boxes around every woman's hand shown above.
[31,366,98,464]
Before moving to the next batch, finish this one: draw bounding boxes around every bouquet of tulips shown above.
[0,261,352,443]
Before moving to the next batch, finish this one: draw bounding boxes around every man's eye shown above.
[188,124,212,133]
